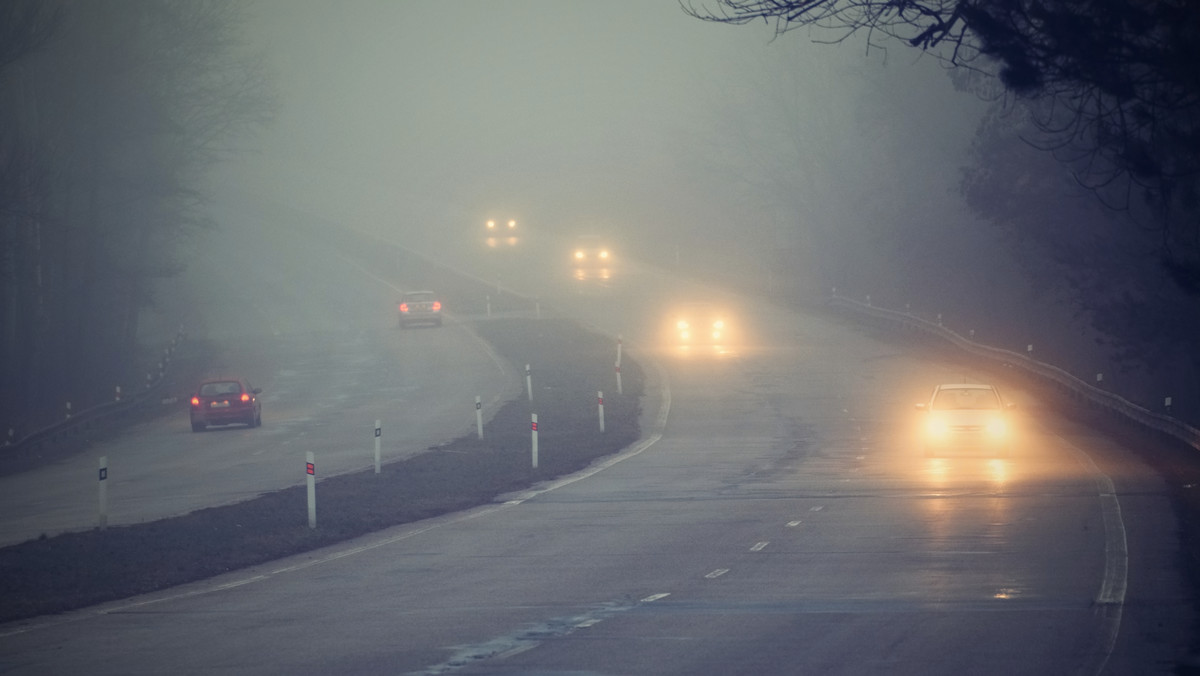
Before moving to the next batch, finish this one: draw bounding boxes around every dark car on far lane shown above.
[398,290,443,328]
[190,378,262,432]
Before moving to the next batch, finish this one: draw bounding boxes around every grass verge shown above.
[0,317,643,625]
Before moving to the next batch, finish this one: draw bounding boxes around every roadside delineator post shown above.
[115,385,122,402]
[374,420,382,474]
[306,452,316,529]
[598,391,605,433]
[475,396,483,439]
[65,402,72,420]
[531,413,539,469]
[525,364,533,402]
[615,361,623,396]
[98,456,108,530]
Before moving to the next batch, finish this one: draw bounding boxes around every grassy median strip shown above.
[0,317,643,625]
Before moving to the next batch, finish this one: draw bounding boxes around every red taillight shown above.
[241,393,251,402]
[399,303,409,313]
[190,396,200,407]
[432,301,442,311]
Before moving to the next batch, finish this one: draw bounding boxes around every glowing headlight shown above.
[986,418,1007,437]
[600,250,609,259]
[507,219,516,228]
[713,319,725,329]
[486,220,496,229]
[926,416,950,438]
[677,320,689,329]
[575,250,584,259]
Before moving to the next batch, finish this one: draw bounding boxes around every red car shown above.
[190,378,262,432]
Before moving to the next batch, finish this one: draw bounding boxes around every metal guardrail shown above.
[827,293,1200,452]
[2,330,187,452]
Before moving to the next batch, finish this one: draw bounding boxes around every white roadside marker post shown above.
[306,452,316,529]
[617,334,623,365]
[373,420,382,474]
[475,396,483,439]
[115,385,121,402]
[525,364,533,401]
[598,391,605,433]
[531,413,539,469]
[97,456,108,530]
[615,361,623,396]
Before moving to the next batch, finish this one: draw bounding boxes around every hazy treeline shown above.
[680,0,1200,424]
[0,1,271,437]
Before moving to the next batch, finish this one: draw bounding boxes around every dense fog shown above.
[3,0,1196,430]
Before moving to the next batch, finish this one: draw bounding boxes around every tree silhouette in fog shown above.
[0,0,273,435]
[684,0,1200,292]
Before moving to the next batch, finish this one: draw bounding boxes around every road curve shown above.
[0,213,1190,674]
[0,208,515,547]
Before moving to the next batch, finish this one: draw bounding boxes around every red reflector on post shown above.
[306,462,315,475]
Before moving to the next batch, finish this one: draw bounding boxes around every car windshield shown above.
[932,387,1000,410]
[200,381,241,396]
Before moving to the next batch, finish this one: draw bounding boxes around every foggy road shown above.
[0,207,1188,675]
[0,211,516,548]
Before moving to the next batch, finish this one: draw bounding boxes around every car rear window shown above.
[200,382,242,396]
[932,388,1000,410]
[405,292,435,302]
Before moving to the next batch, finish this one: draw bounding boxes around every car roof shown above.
[403,290,436,296]
[934,383,996,390]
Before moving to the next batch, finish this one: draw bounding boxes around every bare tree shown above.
[683,0,1200,291]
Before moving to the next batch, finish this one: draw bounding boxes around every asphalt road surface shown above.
[0,204,1191,674]
[0,207,515,548]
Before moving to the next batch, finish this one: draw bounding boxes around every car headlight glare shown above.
[986,418,1007,437]
[926,416,949,438]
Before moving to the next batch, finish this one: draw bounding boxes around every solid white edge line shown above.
[1055,433,1128,674]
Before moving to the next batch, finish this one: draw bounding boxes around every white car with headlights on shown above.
[916,383,1013,457]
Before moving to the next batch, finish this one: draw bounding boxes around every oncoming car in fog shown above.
[570,235,612,268]
[190,378,261,432]
[398,290,443,328]
[916,383,1013,457]
[485,218,518,247]
[670,303,729,346]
